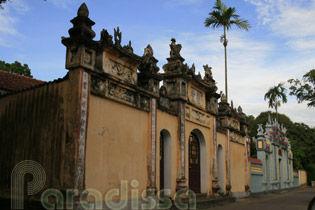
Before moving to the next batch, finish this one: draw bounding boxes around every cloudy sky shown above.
[1,0,315,126]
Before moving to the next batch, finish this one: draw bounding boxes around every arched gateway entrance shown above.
[189,129,206,193]
[160,130,171,192]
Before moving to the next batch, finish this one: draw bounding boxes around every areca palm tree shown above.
[205,0,250,102]
[264,83,288,118]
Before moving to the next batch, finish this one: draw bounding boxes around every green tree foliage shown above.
[288,69,315,107]
[0,60,33,78]
[305,163,315,186]
[247,111,315,181]
[264,83,287,117]
[245,115,257,158]
[204,0,250,101]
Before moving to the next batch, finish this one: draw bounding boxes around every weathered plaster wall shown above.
[250,162,264,193]
[230,141,246,193]
[85,94,150,200]
[299,170,307,186]
[293,170,299,187]
[187,83,206,110]
[0,73,79,196]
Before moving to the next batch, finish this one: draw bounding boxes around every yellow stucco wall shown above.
[85,94,150,200]
[300,170,307,186]
[230,141,246,193]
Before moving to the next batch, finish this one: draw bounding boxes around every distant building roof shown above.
[0,70,45,94]
[248,157,262,164]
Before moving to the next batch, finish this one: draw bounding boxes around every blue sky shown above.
[1,0,315,126]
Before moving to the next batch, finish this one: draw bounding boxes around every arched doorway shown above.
[217,144,224,189]
[189,129,206,193]
[160,130,172,192]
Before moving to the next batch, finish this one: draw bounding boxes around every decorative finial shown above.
[139,44,159,74]
[191,63,195,72]
[65,3,96,41]
[257,124,264,136]
[221,93,227,103]
[114,27,122,47]
[238,106,243,113]
[144,44,153,56]
[169,38,184,61]
[78,3,89,17]
[100,29,113,44]
[203,65,213,79]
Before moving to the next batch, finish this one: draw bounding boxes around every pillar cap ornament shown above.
[62,3,96,47]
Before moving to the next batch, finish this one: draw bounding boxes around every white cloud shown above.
[244,0,315,51]
[0,0,29,47]
[47,0,76,9]
[0,12,17,35]
[287,38,315,51]
[164,0,203,7]
[147,30,315,126]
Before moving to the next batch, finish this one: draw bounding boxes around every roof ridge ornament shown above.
[163,38,189,74]
[169,38,184,62]
[257,124,264,136]
[64,3,96,43]
[138,44,160,74]
[78,3,89,17]
[114,27,122,47]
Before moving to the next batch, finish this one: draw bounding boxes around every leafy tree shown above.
[264,83,287,118]
[305,163,315,186]
[288,69,315,107]
[0,60,33,78]
[245,115,257,158]
[204,0,250,101]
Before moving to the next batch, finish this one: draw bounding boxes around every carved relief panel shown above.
[66,45,95,70]
[191,109,205,123]
[103,57,137,85]
[191,87,203,106]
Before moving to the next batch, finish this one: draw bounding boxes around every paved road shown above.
[208,188,315,210]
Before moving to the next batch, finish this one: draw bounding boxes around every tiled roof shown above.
[0,70,45,92]
[248,157,262,164]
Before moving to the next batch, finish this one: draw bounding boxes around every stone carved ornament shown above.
[203,65,213,79]
[138,44,159,74]
[100,29,113,44]
[104,59,135,84]
[257,124,264,136]
[108,83,135,104]
[170,38,182,60]
[114,27,122,47]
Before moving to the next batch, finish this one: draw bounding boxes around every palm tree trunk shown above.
[224,26,228,102]
[275,96,278,121]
